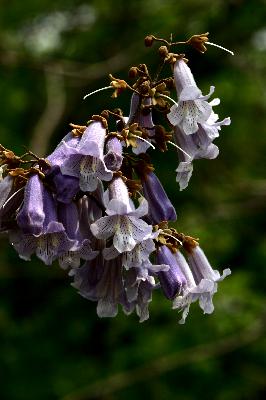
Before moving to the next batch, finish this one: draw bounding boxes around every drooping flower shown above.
[60,121,113,192]
[123,267,156,322]
[185,243,231,285]
[140,171,177,223]
[156,245,187,300]
[11,183,75,265]
[172,242,230,323]
[103,136,123,171]
[16,174,46,236]
[173,124,218,190]
[70,251,127,318]
[173,110,230,190]
[45,132,81,203]
[90,177,152,253]
[167,58,215,135]
[57,202,98,269]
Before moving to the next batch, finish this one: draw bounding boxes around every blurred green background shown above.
[0,0,266,399]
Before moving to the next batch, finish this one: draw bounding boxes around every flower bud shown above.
[128,67,138,78]
[144,35,154,47]
[158,45,168,57]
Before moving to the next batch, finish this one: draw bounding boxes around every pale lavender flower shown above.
[173,247,230,324]
[60,121,113,192]
[57,202,98,269]
[103,136,123,171]
[186,244,231,285]
[124,268,156,322]
[91,177,152,253]
[11,187,75,265]
[71,252,127,318]
[103,233,169,282]
[167,58,216,135]
[173,112,230,190]
[16,174,46,236]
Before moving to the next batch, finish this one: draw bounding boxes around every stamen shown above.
[159,94,179,109]
[83,86,113,100]
[131,135,155,150]
[206,42,234,56]
[163,232,183,246]
[168,141,192,159]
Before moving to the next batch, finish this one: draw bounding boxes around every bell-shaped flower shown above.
[11,187,75,265]
[103,232,169,282]
[156,245,187,300]
[45,165,80,204]
[45,132,80,203]
[57,202,98,269]
[70,253,127,318]
[141,171,177,223]
[60,121,113,192]
[123,267,156,322]
[103,136,123,171]
[172,247,230,324]
[167,59,216,135]
[173,121,221,190]
[90,177,152,253]
[185,244,231,285]
[16,174,46,236]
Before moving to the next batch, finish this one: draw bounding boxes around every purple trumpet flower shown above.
[103,136,123,171]
[91,177,152,253]
[141,171,177,223]
[11,186,75,265]
[167,59,215,135]
[186,244,231,285]
[45,165,80,204]
[71,253,127,318]
[60,121,113,192]
[173,112,230,190]
[123,267,156,322]
[156,245,187,300]
[57,202,98,269]
[44,133,81,203]
[16,174,46,236]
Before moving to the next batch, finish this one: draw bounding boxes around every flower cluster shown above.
[0,33,232,323]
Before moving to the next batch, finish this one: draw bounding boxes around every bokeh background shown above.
[0,0,266,399]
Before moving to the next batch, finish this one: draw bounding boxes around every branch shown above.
[29,68,66,156]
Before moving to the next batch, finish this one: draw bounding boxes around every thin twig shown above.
[29,68,66,156]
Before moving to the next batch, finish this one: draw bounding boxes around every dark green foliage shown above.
[0,0,266,399]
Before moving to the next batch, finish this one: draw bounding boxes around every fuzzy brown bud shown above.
[144,35,154,47]
[158,45,168,57]
[128,67,138,78]
[139,81,150,95]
